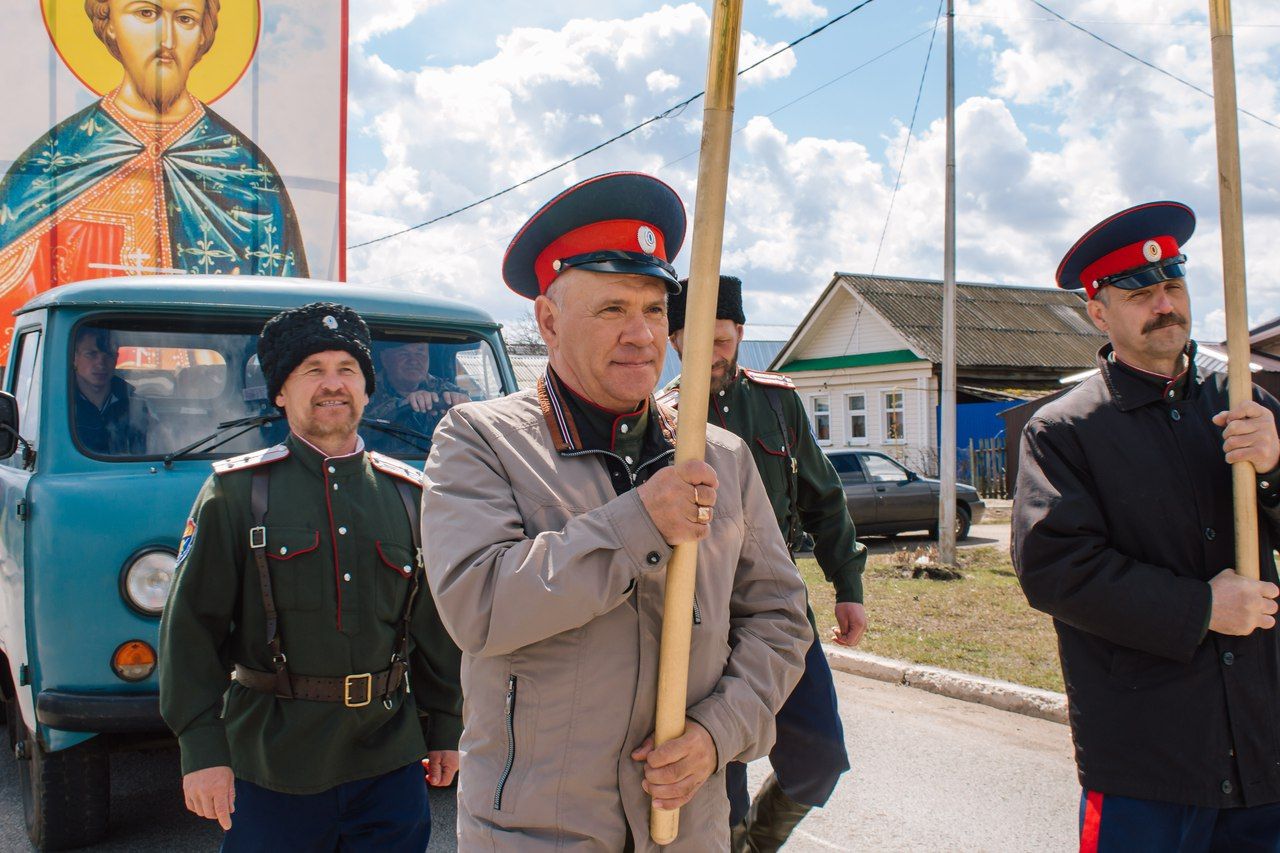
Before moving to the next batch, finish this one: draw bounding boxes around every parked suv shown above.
[0,277,516,850]
[825,449,986,540]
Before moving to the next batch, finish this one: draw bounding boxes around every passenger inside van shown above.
[71,327,155,455]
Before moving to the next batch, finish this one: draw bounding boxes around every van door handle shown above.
[875,486,886,492]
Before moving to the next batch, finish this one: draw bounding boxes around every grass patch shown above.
[800,545,1064,693]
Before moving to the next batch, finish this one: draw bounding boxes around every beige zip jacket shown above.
[421,380,811,851]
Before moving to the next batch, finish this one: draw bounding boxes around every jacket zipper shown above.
[693,592,702,625]
[563,447,675,487]
[494,675,518,811]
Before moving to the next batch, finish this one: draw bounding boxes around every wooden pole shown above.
[1208,0,1259,580]
[649,0,743,844]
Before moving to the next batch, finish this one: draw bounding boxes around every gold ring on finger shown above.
[696,505,711,524]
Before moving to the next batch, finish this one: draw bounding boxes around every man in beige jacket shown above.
[421,171,812,851]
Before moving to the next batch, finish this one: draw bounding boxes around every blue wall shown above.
[936,400,1018,448]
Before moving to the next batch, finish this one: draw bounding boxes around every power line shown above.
[362,26,934,285]
[658,25,937,171]
[763,27,937,119]
[1026,0,1280,132]
[871,3,944,275]
[347,0,883,251]
[363,26,937,285]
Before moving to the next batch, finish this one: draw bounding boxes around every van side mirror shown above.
[0,392,19,460]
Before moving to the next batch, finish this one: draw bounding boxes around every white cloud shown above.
[350,0,448,45]
[646,70,681,94]
[765,0,828,21]
[955,0,1280,332]
[345,4,799,320]
[346,0,1280,337]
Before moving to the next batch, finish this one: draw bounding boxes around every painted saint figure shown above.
[0,0,307,335]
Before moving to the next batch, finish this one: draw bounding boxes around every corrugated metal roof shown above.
[837,273,1107,370]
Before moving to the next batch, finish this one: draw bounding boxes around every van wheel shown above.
[15,712,110,851]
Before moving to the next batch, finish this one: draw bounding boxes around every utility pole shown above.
[938,0,958,565]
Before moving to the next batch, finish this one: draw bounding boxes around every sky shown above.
[342,0,1280,342]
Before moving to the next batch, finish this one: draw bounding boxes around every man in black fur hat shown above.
[661,276,866,852]
[159,302,462,851]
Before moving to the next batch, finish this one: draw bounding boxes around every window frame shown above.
[65,314,508,463]
[844,391,868,446]
[6,328,42,468]
[809,394,831,446]
[882,389,906,445]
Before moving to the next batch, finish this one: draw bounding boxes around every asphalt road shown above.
[772,672,1077,851]
[0,665,1075,852]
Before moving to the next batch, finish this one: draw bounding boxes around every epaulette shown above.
[213,444,289,475]
[369,451,424,487]
[655,386,680,409]
[742,368,795,390]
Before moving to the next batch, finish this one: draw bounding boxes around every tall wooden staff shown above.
[1208,0,1259,580]
[650,0,743,844]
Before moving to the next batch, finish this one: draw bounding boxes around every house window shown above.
[883,390,905,443]
[810,395,830,443]
[845,393,866,444]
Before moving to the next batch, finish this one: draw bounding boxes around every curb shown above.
[824,646,1068,725]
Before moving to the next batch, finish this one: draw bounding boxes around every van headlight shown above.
[121,549,177,616]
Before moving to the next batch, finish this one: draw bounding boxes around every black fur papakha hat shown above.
[667,275,746,334]
[258,302,376,404]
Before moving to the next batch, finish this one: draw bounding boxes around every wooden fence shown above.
[962,437,1007,499]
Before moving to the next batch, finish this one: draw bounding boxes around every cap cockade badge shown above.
[637,225,658,255]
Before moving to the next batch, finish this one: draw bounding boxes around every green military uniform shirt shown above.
[158,433,462,795]
[660,368,866,605]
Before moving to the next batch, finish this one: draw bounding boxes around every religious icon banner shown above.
[0,0,347,357]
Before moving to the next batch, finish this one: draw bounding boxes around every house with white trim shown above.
[769,272,1107,474]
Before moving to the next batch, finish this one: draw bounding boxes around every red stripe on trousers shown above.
[1080,790,1104,853]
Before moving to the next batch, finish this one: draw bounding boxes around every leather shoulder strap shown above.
[249,468,293,698]
[763,386,801,550]
[386,478,423,703]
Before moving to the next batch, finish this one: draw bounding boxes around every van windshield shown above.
[69,318,506,461]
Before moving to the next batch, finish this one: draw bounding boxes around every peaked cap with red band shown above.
[502,171,687,300]
[1056,201,1196,299]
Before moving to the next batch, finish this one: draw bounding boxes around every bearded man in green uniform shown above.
[159,302,462,851]
[662,275,866,853]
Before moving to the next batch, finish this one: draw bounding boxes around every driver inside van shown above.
[365,342,469,431]
[72,327,154,455]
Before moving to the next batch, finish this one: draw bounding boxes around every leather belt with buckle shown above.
[234,663,402,706]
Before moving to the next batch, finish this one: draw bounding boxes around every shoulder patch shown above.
[369,451,424,487]
[213,444,289,475]
[655,387,680,409]
[741,368,795,389]
[177,517,197,565]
